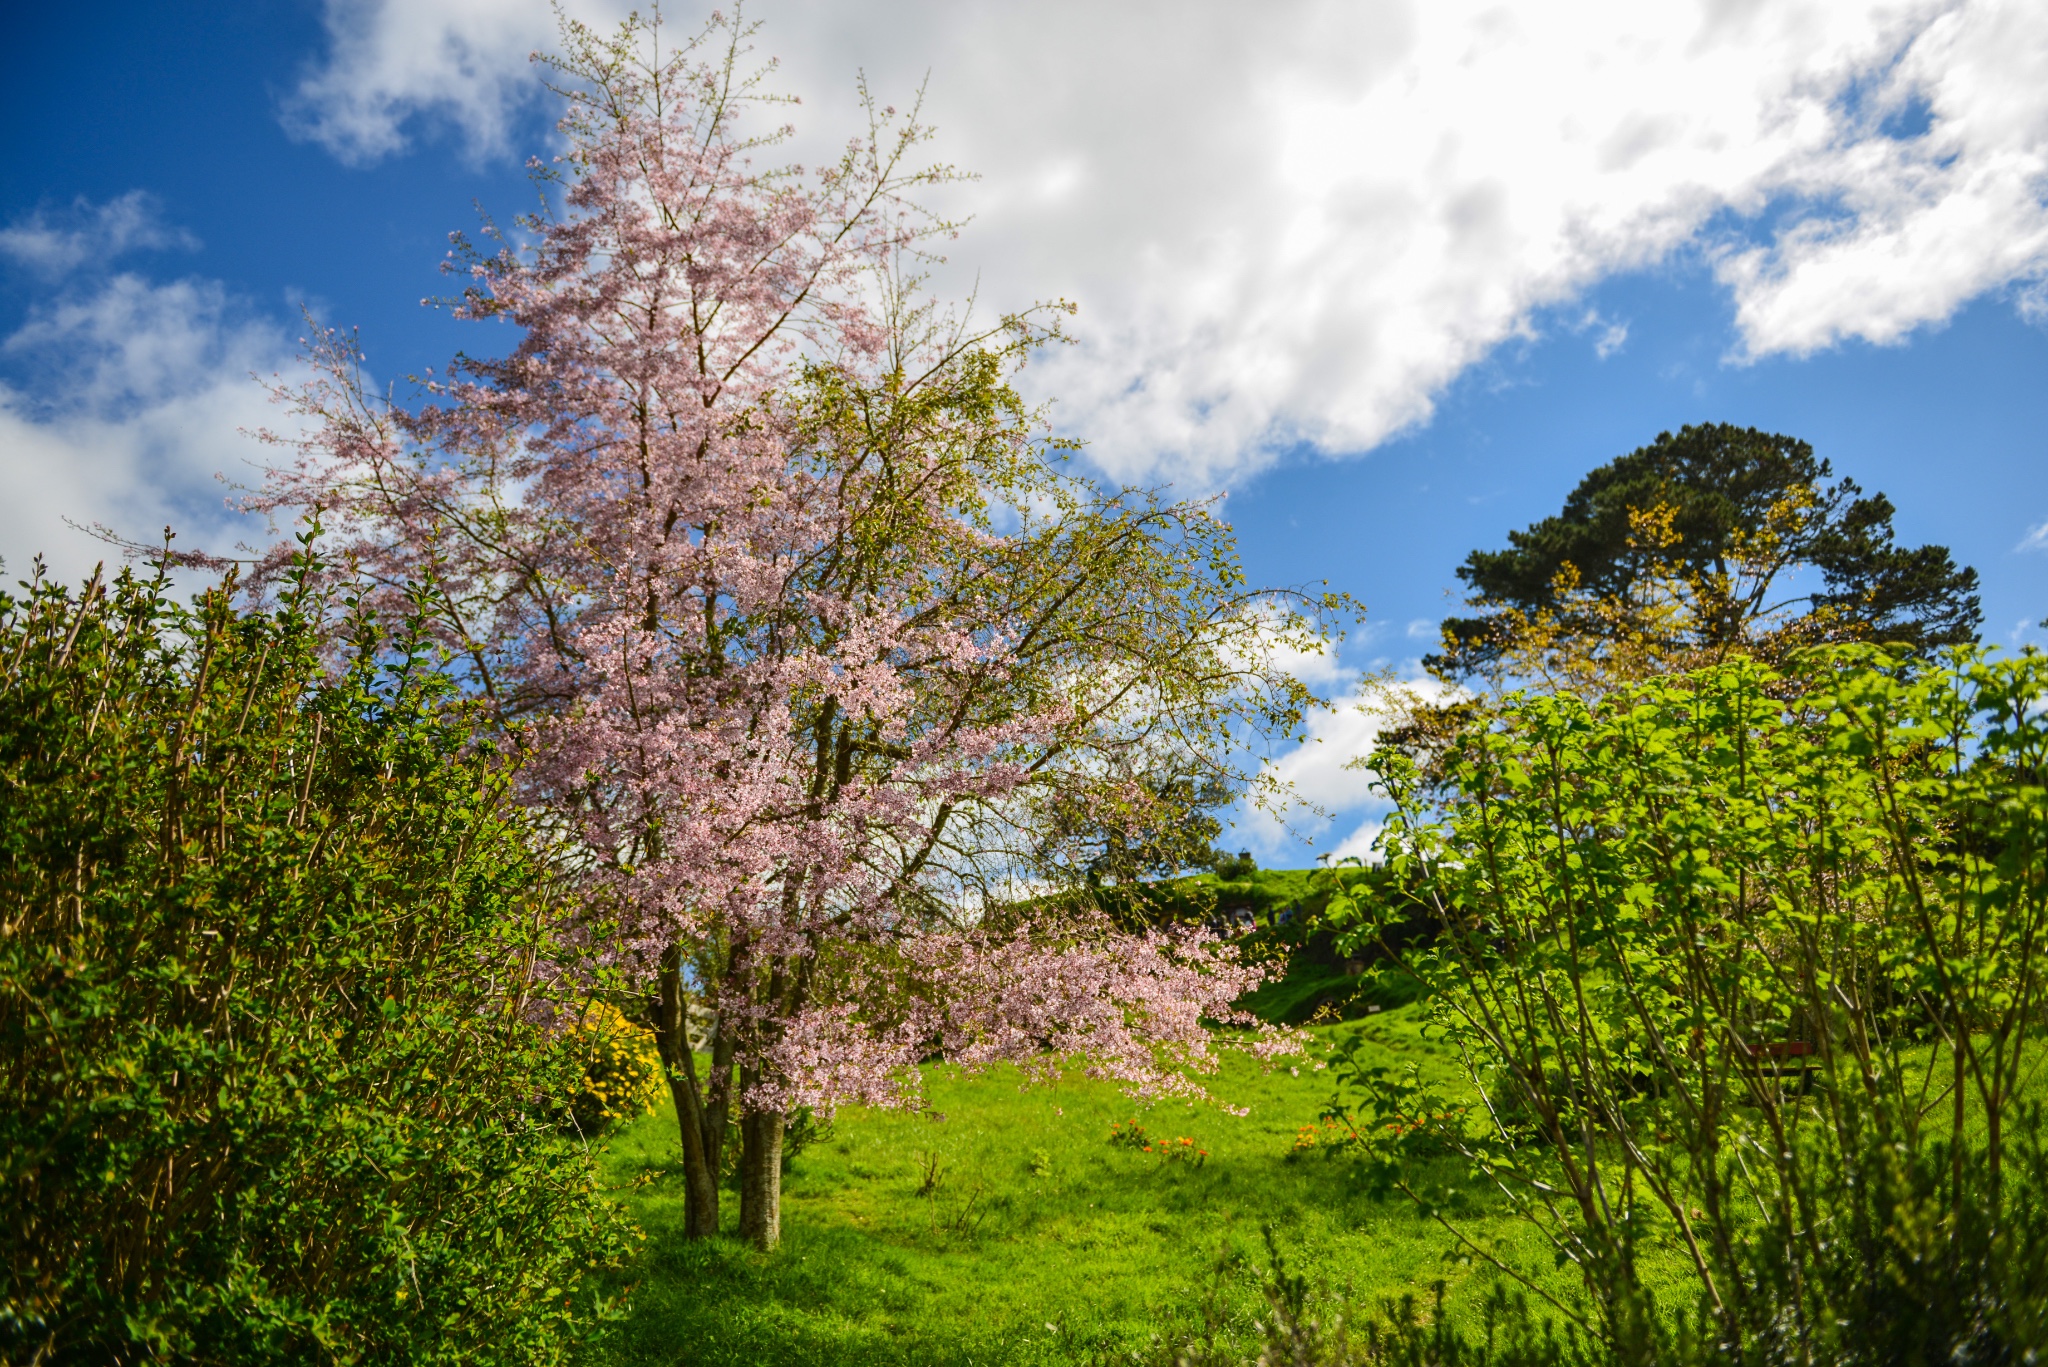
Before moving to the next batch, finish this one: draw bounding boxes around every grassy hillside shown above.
[1089,866,1342,932]
[581,1004,1598,1367]
[1119,866,1431,1026]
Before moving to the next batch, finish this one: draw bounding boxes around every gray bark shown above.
[737,1096,785,1250]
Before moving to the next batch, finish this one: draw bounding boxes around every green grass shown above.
[573,865,2048,1363]
[580,1006,1575,1367]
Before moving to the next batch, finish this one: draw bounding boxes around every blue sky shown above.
[6,0,2048,861]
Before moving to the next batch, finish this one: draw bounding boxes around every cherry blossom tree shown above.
[252,9,1335,1249]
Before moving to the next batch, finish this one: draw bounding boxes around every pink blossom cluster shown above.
[240,10,1311,1124]
[758,919,1306,1115]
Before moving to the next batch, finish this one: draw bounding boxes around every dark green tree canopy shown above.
[1044,765,1238,887]
[1429,423,1981,680]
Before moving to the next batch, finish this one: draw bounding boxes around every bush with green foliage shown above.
[1210,849,1259,882]
[0,556,636,1364]
[1326,649,2048,1364]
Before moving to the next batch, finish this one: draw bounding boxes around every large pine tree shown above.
[1429,423,1981,682]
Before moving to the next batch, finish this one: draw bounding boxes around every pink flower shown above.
[240,6,1327,1208]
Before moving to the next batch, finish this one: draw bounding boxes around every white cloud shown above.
[280,0,630,163]
[288,0,2048,487]
[1718,0,2048,358]
[0,192,197,279]
[1324,818,1387,865]
[1260,623,1354,691]
[0,272,298,587]
[2020,279,2048,326]
[1574,308,1632,360]
[2019,520,2048,553]
[1237,672,1460,858]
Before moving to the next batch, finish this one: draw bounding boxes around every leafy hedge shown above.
[1328,649,2048,1364]
[0,558,636,1364]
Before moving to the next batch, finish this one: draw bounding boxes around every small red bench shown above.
[1735,1039,1818,1095]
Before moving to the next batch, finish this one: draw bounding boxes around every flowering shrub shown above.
[558,1002,665,1137]
[1108,1119,1152,1150]
[1149,1136,1209,1167]
[1290,1117,1352,1156]
[1107,1120,1206,1166]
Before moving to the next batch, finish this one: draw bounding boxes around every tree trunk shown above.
[733,946,804,1251]
[737,1099,784,1251]
[701,1025,735,1195]
[653,945,721,1239]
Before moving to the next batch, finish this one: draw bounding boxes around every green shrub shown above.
[0,556,637,1365]
[1326,650,2048,1364]
[1210,850,1258,882]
